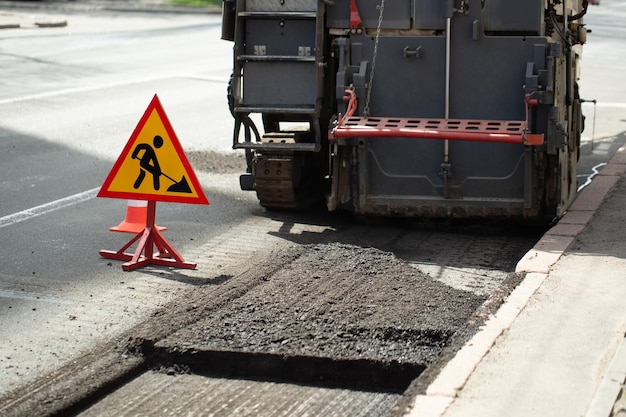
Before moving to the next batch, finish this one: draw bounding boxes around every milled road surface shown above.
[84,372,401,416]
[0,197,538,416]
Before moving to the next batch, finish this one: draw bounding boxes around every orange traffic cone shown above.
[109,200,166,233]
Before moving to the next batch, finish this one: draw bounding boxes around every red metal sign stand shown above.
[99,201,196,271]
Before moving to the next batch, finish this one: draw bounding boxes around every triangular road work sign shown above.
[98,94,209,205]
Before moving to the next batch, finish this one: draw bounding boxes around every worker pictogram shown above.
[98,94,208,205]
[132,135,165,191]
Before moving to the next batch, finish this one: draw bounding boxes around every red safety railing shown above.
[329,90,544,146]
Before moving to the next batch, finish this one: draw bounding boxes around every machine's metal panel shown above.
[326,0,411,30]
[360,36,447,118]
[245,19,316,56]
[446,141,526,199]
[483,0,543,33]
[245,0,317,12]
[448,36,547,120]
[351,36,446,204]
[358,27,545,209]
[413,0,446,30]
[242,61,318,107]
[442,35,546,202]
[363,138,444,197]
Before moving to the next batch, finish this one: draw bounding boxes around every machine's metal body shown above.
[222,0,588,220]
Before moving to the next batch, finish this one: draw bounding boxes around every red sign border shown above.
[97,94,209,205]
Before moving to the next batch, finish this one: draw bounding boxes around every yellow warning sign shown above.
[98,95,209,205]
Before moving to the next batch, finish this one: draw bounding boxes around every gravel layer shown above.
[156,243,486,379]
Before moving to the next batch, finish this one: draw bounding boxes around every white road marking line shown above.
[0,71,227,106]
[0,187,100,229]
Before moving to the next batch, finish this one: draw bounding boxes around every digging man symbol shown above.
[132,135,163,190]
[130,134,192,194]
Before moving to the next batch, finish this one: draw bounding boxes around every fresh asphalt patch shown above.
[148,243,486,393]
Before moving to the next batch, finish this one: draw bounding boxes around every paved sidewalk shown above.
[406,146,626,416]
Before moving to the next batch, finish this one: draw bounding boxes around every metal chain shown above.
[364,0,385,118]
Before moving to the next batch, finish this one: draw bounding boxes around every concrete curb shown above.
[404,145,626,417]
[0,1,221,30]
[0,1,221,14]
[586,337,626,417]
[0,18,68,29]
